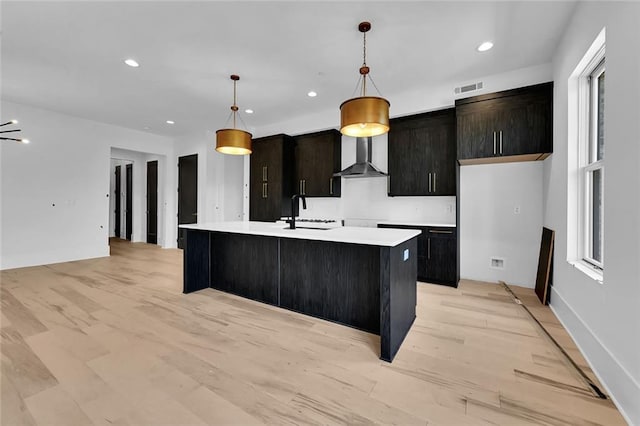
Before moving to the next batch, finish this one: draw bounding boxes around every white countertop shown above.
[377,221,456,228]
[180,221,421,247]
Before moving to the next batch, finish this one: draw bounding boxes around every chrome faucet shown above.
[287,194,307,229]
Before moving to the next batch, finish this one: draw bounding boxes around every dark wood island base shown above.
[183,227,418,362]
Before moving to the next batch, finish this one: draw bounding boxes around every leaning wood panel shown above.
[535,227,555,304]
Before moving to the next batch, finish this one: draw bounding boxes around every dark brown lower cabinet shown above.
[378,224,457,287]
[182,228,417,362]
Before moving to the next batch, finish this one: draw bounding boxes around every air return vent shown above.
[455,81,483,95]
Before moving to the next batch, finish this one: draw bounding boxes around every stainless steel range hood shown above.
[333,137,387,178]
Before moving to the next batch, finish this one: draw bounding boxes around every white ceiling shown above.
[1,1,577,138]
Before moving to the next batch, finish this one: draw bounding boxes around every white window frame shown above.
[577,46,605,274]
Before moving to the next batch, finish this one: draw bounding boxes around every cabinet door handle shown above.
[428,237,431,259]
[299,180,303,194]
[499,131,503,154]
[329,178,333,195]
[493,131,497,155]
[428,172,432,193]
[429,229,453,234]
[387,175,390,193]
[303,179,306,195]
[433,172,436,193]
[262,166,268,181]
[264,182,268,199]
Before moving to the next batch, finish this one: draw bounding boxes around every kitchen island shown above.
[181,221,420,362]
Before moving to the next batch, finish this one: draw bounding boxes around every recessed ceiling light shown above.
[166,120,175,124]
[245,109,254,114]
[477,41,494,52]
[124,58,140,67]
[10,119,18,124]
[307,91,317,97]
[21,139,30,144]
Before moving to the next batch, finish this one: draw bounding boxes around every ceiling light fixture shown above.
[124,58,140,67]
[166,120,175,124]
[245,109,254,114]
[307,91,317,97]
[215,74,252,155]
[0,120,28,144]
[477,41,494,52]
[340,21,390,138]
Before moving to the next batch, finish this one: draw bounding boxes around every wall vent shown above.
[455,81,483,95]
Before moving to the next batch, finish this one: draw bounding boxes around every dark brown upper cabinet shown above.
[249,134,295,222]
[293,129,341,197]
[456,82,553,165]
[388,108,456,196]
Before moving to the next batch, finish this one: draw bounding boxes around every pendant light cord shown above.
[232,79,237,129]
[362,30,367,97]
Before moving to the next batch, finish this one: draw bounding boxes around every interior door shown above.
[146,160,158,244]
[114,165,121,238]
[125,163,133,241]
[178,154,198,249]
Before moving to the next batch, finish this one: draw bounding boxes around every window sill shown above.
[569,260,604,284]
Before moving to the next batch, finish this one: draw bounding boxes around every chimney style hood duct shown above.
[333,137,387,178]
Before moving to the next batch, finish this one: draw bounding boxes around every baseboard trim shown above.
[550,287,639,426]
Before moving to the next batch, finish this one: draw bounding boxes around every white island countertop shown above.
[180,221,421,247]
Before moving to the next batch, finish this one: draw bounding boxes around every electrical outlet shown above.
[490,257,505,269]
[514,206,521,214]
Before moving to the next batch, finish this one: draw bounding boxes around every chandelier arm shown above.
[0,129,21,133]
[0,121,15,127]
[0,137,24,142]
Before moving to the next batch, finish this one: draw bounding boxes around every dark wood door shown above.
[425,228,457,286]
[250,135,294,221]
[388,123,430,196]
[294,130,341,197]
[430,112,457,196]
[114,165,121,238]
[146,160,158,244]
[178,154,198,249]
[456,102,500,160]
[388,109,456,196]
[499,93,552,156]
[125,163,133,241]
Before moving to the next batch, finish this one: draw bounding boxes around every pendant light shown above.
[216,74,252,155]
[340,21,390,138]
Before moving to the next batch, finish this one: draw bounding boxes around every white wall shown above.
[460,162,543,287]
[544,2,640,424]
[0,101,175,270]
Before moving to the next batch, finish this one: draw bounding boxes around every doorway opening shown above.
[109,148,168,247]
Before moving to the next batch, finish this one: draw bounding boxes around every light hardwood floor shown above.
[1,239,626,425]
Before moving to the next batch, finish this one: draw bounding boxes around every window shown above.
[579,47,605,272]
[580,58,605,270]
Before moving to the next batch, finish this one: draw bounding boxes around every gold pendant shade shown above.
[215,74,252,155]
[215,128,252,155]
[339,21,390,138]
[340,96,390,137]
